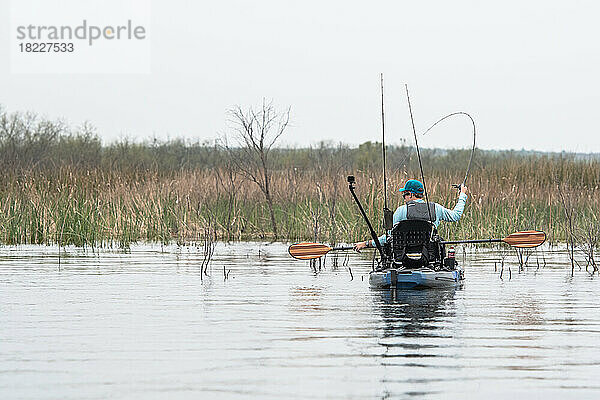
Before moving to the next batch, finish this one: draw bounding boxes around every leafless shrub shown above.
[576,209,600,275]
[342,253,349,267]
[309,257,322,273]
[556,182,577,276]
[223,266,231,280]
[515,248,533,272]
[200,218,217,279]
[224,100,291,240]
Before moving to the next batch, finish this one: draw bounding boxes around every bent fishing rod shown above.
[394,111,476,191]
[421,112,476,189]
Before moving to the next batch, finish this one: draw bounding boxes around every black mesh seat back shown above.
[391,220,441,265]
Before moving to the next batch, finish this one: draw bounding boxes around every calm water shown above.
[1,243,599,399]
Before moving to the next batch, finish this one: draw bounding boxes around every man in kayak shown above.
[353,179,468,251]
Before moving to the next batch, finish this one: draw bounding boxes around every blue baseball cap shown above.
[399,179,424,194]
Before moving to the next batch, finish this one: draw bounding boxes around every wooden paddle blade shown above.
[288,243,333,260]
[502,231,546,248]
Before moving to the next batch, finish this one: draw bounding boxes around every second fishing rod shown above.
[345,74,394,265]
[404,84,435,231]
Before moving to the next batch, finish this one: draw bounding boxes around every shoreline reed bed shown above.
[0,160,597,248]
[2,106,599,247]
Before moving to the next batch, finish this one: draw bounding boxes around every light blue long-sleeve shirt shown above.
[370,192,468,246]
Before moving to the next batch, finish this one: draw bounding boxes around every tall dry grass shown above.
[1,106,598,247]
[0,156,597,247]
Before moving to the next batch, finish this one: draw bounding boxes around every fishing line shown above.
[404,84,435,225]
[396,111,476,188]
[421,111,476,187]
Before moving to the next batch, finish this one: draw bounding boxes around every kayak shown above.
[369,266,464,289]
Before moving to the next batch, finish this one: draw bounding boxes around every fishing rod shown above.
[337,75,392,266]
[381,74,393,230]
[421,112,476,189]
[393,112,476,191]
[404,84,435,226]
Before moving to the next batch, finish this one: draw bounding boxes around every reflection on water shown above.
[374,288,458,339]
[1,243,599,399]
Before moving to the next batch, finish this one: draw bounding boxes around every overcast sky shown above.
[1,0,599,152]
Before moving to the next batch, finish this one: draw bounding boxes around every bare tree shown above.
[225,100,290,240]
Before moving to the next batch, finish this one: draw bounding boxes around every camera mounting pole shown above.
[347,175,386,262]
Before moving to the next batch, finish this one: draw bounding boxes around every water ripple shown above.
[1,243,599,399]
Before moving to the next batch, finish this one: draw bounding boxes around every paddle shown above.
[440,230,547,248]
[288,243,354,260]
[289,231,546,260]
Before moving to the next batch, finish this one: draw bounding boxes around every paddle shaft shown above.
[331,246,355,251]
[441,238,502,245]
[290,229,544,259]
[442,231,545,248]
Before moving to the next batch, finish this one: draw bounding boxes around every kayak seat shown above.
[390,220,444,268]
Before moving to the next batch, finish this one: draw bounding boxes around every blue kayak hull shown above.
[369,267,464,289]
